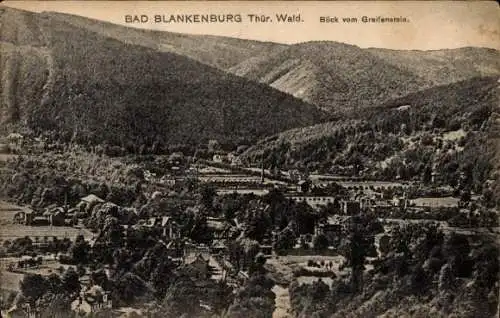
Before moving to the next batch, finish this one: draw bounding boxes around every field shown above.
[266,254,345,283]
[0,270,23,291]
[0,225,94,241]
[410,196,460,208]
[0,200,31,226]
[217,189,269,196]
[20,260,76,276]
[296,276,335,287]
[0,201,93,293]
[0,200,94,242]
[0,257,78,293]
[0,154,17,162]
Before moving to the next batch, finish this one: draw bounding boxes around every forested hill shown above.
[14,10,500,115]
[0,6,324,149]
[241,76,499,197]
[41,11,287,71]
[230,42,500,113]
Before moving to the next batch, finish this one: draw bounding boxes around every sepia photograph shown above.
[0,1,499,317]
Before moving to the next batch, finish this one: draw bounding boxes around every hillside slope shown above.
[241,76,499,192]
[43,11,287,70]
[368,47,500,86]
[230,42,500,112]
[0,7,324,149]
[11,11,500,116]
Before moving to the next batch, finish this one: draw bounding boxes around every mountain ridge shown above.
[0,6,324,150]
[8,8,499,115]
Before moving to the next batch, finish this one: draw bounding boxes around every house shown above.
[359,197,375,209]
[315,223,341,237]
[43,208,66,226]
[227,152,237,164]
[161,217,180,239]
[160,175,177,186]
[182,253,211,279]
[213,154,223,163]
[392,197,409,209]
[230,156,243,167]
[168,152,185,166]
[297,180,311,193]
[13,211,32,225]
[259,244,273,256]
[315,218,342,246]
[72,285,112,314]
[78,194,105,213]
[145,217,160,228]
[206,217,231,239]
[184,243,210,261]
[143,170,157,182]
[6,133,24,153]
[80,194,105,205]
[210,240,227,255]
[165,240,183,258]
[160,175,189,191]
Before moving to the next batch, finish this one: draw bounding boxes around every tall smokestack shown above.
[261,155,264,184]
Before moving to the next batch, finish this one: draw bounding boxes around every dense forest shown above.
[242,76,499,203]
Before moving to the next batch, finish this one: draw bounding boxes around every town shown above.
[0,134,498,317]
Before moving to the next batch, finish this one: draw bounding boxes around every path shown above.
[272,285,291,318]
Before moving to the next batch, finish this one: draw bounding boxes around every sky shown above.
[3,1,500,50]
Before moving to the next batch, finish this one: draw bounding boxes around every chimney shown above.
[261,157,265,183]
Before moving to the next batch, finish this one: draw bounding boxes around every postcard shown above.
[0,1,499,317]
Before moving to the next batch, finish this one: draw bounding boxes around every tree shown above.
[272,227,296,254]
[294,202,317,235]
[188,212,212,244]
[20,274,48,304]
[62,267,81,296]
[112,272,150,306]
[70,235,90,264]
[200,184,217,211]
[422,165,432,184]
[227,296,275,318]
[244,204,272,242]
[249,253,267,275]
[443,233,471,277]
[91,269,110,290]
[37,293,73,318]
[160,276,200,318]
[46,273,62,294]
[460,189,472,203]
[227,274,275,318]
[208,139,221,152]
[313,233,329,251]
[438,263,455,292]
[340,225,370,292]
